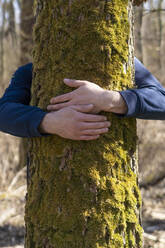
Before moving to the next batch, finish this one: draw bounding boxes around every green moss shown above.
[25,0,143,247]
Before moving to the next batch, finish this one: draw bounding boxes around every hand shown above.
[47,79,128,114]
[47,79,106,113]
[39,104,111,140]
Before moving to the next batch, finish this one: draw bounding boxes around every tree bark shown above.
[25,1,143,247]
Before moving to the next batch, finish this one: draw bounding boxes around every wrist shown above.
[102,90,128,114]
[38,113,52,134]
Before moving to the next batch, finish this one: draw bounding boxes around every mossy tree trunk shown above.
[25,1,143,247]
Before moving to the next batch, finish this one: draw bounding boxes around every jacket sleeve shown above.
[119,57,165,120]
[0,63,48,137]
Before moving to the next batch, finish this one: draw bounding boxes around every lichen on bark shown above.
[25,1,143,247]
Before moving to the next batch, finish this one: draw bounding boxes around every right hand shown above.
[39,104,111,140]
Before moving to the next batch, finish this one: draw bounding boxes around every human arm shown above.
[0,63,48,137]
[48,57,165,120]
[47,79,127,114]
[40,104,110,140]
[0,64,110,139]
[120,57,165,119]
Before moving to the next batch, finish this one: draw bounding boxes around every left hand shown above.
[47,79,106,113]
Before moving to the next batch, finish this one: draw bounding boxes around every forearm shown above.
[120,87,165,120]
[0,100,48,137]
[104,58,165,119]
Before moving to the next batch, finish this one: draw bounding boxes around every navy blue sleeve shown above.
[120,57,165,119]
[0,63,48,137]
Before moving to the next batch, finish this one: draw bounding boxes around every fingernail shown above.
[64,78,70,82]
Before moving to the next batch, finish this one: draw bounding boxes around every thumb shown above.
[64,79,86,88]
[72,104,94,113]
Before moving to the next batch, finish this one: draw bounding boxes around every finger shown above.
[47,102,70,111]
[80,121,110,130]
[64,78,86,88]
[71,104,94,113]
[82,128,109,135]
[79,135,100,140]
[79,113,107,122]
[50,92,72,104]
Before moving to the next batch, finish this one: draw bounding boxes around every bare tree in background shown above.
[19,0,34,169]
[20,0,35,65]
[7,0,16,44]
[157,0,163,70]
[0,0,17,79]
[134,4,144,61]
[0,0,6,78]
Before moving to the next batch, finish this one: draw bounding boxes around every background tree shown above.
[134,3,143,62]
[0,0,6,78]
[19,0,34,170]
[20,0,35,65]
[25,0,143,247]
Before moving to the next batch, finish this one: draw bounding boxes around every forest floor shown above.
[0,169,165,248]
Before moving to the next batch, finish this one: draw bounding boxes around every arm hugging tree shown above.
[25,1,143,247]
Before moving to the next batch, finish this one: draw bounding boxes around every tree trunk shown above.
[134,4,143,62]
[0,0,6,79]
[142,0,161,79]
[20,0,35,65]
[19,0,35,170]
[160,0,165,85]
[7,0,16,44]
[25,1,143,247]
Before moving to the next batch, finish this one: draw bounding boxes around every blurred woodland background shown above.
[0,0,165,247]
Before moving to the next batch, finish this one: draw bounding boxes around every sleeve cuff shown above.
[28,109,51,137]
[119,90,139,117]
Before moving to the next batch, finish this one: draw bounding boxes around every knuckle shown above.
[78,122,84,129]
[73,124,82,134]
[50,98,55,103]
[75,114,82,121]
[78,113,85,120]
